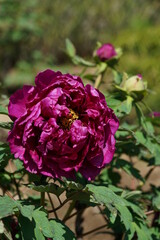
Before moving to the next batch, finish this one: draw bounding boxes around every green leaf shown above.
[120,96,133,114]
[14,159,24,171]
[0,143,12,170]
[104,207,118,224]
[133,222,152,240]
[34,227,45,240]
[106,98,122,108]
[121,190,142,200]
[86,184,133,228]
[33,209,53,238]
[107,96,133,116]
[125,201,145,219]
[0,105,8,115]
[0,196,19,219]
[86,184,125,206]
[20,205,35,221]
[49,219,76,240]
[135,131,160,165]
[97,62,107,74]
[113,70,123,85]
[65,38,76,58]
[152,194,160,210]
[125,221,153,240]
[28,183,65,197]
[115,204,132,230]
[72,55,95,67]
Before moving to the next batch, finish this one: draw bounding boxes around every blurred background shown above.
[0,0,160,110]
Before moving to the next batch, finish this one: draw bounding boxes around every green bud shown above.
[123,75,146,92]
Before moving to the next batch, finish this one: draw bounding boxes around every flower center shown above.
[59,108,79,130]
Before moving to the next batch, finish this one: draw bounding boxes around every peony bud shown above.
[124,75,145,92]
[96,43,117,61]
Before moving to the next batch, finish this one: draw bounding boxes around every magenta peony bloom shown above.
[8,70,119,180]
[96,43,117,61]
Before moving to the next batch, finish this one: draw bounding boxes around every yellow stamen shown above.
[59,108,79,129]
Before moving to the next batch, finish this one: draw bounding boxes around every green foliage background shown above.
[0,0,160,109]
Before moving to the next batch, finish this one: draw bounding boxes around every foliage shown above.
[0,39,160,239]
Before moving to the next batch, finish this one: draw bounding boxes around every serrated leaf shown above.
[49,219,76,240]
[0,196,19,219]
[133,222,152,240]
[28,183,65,197]
[86,184,125,206]
[115,204,132,230]
[0,105,8,115]
[33,209,53,238]
[125,201,145,219]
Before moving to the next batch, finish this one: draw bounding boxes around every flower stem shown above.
[40,192,45,207]
[94,74,102,89]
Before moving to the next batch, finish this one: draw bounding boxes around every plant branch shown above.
[48,192,80,213]
[96,205,108,223]
[80,223,108,237]
[63,211,79,222]
[145,166,155,180]
[62,200,75,222]
[47,193,58,218]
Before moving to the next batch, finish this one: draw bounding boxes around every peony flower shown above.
[8,69,119,180]
[96,43,117,61]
